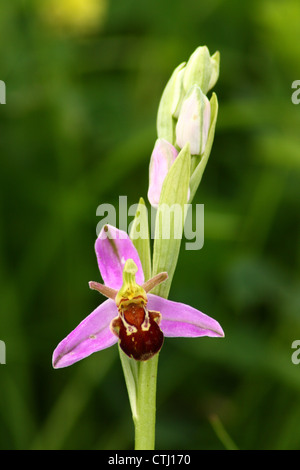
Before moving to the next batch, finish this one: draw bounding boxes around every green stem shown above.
[209,414,238,450]
[134,354,159,450]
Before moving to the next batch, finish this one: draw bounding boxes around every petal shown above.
[52,299,118,368]
[95,224,144,289]
[147,139,178,208]
[147,294,224,338]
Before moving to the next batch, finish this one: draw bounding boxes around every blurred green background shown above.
[1,0,300,450]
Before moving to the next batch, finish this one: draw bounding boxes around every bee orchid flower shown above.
[52,225,224,368]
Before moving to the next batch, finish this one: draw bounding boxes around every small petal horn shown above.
[142,272,168,293]
[89,281,118,300]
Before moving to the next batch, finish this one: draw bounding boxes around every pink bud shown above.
[147,139,178,208]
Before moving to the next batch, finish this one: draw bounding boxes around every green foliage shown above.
[1,0,300,450]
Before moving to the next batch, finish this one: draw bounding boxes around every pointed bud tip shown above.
[123,259,138,275]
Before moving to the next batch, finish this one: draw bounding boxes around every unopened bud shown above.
[183,46,220,95]
[147,139,178,208]
[176,85,211,156]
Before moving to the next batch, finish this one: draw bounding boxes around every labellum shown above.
[111,299,164,361]
[89,260,168,361]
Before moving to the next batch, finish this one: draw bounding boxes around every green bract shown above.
[129,197,152,280]
[156,62,186,144]
[189,92,219,202]
[152,143,191,298]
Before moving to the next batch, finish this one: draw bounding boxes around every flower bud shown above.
[157,63,186,144]
[147,139,178,208]
[175,85,211,156]
[183,46,220,96]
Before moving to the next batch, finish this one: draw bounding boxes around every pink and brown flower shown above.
[52,225,224,368]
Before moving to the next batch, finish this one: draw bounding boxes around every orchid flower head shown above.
[52,225,224,368]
